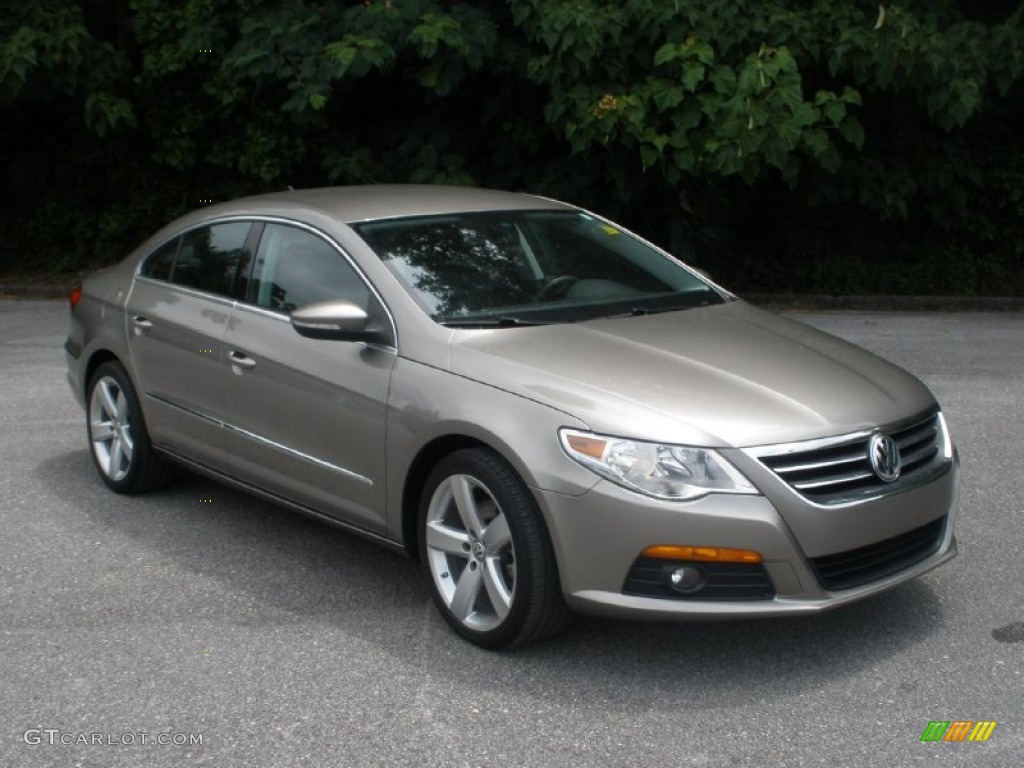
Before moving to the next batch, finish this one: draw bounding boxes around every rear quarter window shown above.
[170,222,251,297]
[139,238,179,281]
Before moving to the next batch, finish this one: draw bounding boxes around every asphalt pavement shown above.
[1,300,1021,767]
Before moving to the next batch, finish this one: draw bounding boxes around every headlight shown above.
[559,429,759,501]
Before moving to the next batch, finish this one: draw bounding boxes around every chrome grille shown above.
[751,412,947,505]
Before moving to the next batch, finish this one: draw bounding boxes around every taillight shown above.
[69,285,82,309]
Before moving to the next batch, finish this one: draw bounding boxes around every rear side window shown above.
[171,222,251,297]
[247,224,369,312]
[139,238,179,281]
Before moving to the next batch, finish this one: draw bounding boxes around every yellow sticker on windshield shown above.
[600,224,621,235]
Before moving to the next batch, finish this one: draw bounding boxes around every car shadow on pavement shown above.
[37,448,946,712]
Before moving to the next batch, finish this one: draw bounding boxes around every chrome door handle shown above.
[132,315,153,330]
[228,350,256,370]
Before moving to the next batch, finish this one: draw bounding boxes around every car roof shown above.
[220,185,576,224]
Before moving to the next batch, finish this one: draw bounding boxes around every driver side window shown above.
[248,224,369,313]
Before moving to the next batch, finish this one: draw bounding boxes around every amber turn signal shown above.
[564,433,607,460]
[642,545,763,563]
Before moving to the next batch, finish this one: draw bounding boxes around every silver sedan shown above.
[66,186,959,648]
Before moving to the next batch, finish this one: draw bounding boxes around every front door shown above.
[221,222,395,532]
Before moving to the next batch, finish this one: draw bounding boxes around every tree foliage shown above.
[2,0,1023,294]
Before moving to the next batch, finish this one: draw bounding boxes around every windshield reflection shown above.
[354,211,723,325]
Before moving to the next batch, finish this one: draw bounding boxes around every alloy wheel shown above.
[424,473,516,632]
[88,375,134,482]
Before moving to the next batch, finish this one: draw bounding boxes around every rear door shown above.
[221,222,395,532]
[127,221,253,467]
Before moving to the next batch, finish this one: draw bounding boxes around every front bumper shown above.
[537,456,959,620]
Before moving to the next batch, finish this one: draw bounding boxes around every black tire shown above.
[86,361,174,494]
[418,448,571,649]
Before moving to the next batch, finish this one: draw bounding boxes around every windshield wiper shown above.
[617,295,719,318]
[437,315,553,328]
[597,303,702,320]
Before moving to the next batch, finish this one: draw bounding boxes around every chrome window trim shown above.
[229,301,293,323]
[148,393,373,486]
[132,214,399,351]
[133,215,263,280]
[133,276,238,308]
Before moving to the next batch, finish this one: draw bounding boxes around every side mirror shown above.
[290,299,389,344]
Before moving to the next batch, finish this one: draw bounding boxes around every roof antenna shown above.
[287,185,295,191]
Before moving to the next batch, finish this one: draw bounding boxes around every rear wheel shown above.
[419,448,571,649]
[86,361,173,493]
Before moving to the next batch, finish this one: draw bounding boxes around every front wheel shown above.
[419,448,571,649]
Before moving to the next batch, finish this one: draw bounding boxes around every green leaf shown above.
[83,91,136,137]
[682,36,714,66]
[791,101,820,128]
[410,12,463,59]
[822,99,845,126]
[840,87,862,106]
[324,35,393,80]
[775,117,802,149]
[817,144,841,173]
[839,115,865,149]
[681,61,705,91]
[813,90,835,107]
[672,104,703,133]
[654,43,680,67]
[804,128,830,159]
[763,137,789,170]
[652,84,684,112]
[640,144,659,170]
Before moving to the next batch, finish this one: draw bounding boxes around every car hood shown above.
[448,301,936,447]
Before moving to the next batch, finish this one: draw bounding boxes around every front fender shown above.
[385,358,598,542]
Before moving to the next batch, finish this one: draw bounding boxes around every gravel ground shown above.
[1,301,1021,767]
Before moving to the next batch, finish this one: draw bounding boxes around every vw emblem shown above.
[868,433,901,482]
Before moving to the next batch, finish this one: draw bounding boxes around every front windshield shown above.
[353,210,724,325]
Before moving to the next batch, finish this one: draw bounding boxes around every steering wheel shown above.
[535,275,579,301]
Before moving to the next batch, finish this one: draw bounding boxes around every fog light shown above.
[668,565,704,594]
